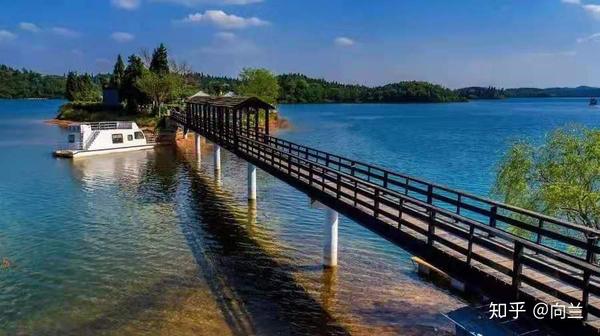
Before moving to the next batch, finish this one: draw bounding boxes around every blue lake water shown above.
[1,98,598,335]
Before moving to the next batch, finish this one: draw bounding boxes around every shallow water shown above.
[2,98,599,335]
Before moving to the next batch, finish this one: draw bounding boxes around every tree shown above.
[65,72,78,101]
[110,54,125,90]
[64,72,100,102]
[136,70,182,114]
[149,43,169,75]
[493,126,600,232]
[238,68,279,105]
[122,54,148,112]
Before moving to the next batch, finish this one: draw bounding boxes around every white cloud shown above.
[180,10,269,29]
[577,32,600,43]
[52,27,80,38]
[0,30,16,43]
[583,4,600,19]
[561,0,581,4]
[111,0,141,10]
[111,32,135,43]
[19,22,41,33]
[334,37,355,47]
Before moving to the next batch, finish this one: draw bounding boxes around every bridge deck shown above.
[172,109,600,333]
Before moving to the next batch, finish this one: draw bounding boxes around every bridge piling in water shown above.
[324,207,339,267]
[248,163,257,200]
[214,145,221,171]
[194,133,202,162]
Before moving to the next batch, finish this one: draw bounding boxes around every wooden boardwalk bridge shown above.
[171,96,600,334]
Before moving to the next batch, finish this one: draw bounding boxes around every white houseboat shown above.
[53,121,155,158]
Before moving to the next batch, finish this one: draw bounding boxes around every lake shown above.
[1,98,599,335]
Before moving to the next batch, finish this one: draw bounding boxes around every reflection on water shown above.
[0,100,468,335]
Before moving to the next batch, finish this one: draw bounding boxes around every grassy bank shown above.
[55,102,161,129]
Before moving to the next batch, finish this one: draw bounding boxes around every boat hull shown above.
[53,144,155,158]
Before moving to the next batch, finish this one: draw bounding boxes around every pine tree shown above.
[65,72,77,101]
[122,54,148,112]
[110,54,125,89]
[149,43,169,75]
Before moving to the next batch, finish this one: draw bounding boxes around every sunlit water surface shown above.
[2,98,600,335]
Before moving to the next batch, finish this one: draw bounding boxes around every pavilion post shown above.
[233,108,239,149]
[254,109,259,140]
[264,109,270,143]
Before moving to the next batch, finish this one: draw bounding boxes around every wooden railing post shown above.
[336,174,342,199]
[426,185,433,204]
[374,189,380,218]
[398,198,403,229]
[466,223,475,264]
[512,241,524,300]
[488,206,498,238]
[383,171,388,188]
[583,236,597,320]
[536,218,544,245]
[427,209,436,246]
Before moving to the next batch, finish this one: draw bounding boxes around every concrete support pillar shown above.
[214,145,221,171]
[323,208,339,267]
[248,163,257,201]
[195,133,202,153]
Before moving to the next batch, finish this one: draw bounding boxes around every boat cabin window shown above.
[134,131,144,140]
[112,134,124,144]
[127,134,133,141]
[68,134,75,143]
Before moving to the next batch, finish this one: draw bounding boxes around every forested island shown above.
[455,86,600,99]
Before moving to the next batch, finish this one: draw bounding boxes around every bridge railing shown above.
[259,133,600,259]
[172,110,600,320]
[233,127,600,320]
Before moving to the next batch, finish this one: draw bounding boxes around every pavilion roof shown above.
[187,95,275,110]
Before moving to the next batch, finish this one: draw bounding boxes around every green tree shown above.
[238,68,279,105]
[64,72,100,102]
[136,70,182,114]
[494,126,600,231]
[110,54,125,90]
[122,54,147,112]
[149,43,169,75]
[65,72,78,101]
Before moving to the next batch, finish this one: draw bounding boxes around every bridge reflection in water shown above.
[171,96,600,334]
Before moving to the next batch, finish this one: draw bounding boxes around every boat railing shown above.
[82,121,134,131]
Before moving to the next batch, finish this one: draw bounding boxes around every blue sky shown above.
[1,0,600,88]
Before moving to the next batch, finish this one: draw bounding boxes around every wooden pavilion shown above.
[186,96,276,144]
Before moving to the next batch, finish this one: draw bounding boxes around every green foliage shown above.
[494,126,600,230]
[238,68,280,105]
[277,74,464,103]
[122,54,148,112]
[57,102,159,128]
[456,86,505,100]
[65,72,101,102]
[135,70,183,114]
[149,43,169,75]
[0,64,65,99]
[110,54,125,91]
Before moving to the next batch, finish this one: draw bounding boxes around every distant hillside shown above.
[456,86,600,99]
[0,65,65,99]
[188,72,466,103]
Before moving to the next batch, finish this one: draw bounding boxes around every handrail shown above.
[261,133,600,237]
[234,129,600,276]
